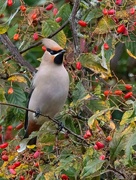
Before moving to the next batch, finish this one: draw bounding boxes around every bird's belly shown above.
[28,84,68,125]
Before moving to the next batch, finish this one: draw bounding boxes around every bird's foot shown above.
[57,121,64,132]
[34,109,40,118]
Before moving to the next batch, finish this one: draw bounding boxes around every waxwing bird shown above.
[18,38,69,152]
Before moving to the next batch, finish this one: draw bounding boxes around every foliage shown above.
[0,0,136,179]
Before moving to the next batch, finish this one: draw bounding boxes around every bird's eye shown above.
[47,48,56,55]
[50,50,55,55]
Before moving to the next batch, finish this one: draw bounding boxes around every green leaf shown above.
[88,100,109,113]
[42,20,66,48]
[125,131,136,161]
[84,8,102,23]
[126,42,136,59]
[93,16,116,35]
[56,3,72,23]
[80,159,104,178]
[23,0,47,6]
[35,172,45,180]
[72,81,88,103]
[5,85,26,115]
[110,132,127,161]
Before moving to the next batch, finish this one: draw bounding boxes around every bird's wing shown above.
[24,87,34,130]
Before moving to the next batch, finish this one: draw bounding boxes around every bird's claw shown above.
[34,109,40,118]
[57,121,64,131]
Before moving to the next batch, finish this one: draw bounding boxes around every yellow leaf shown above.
[109,120,116,130]
[116,10,129,19]
[88,107,114,127]
[8,75,27,83]
[120,110,134,125]
[0,24,9,34]
[78,53,112,79]
[93,16,116,35]
[44,172,56,180]
[126,49,136,59]
[80,94,91,101]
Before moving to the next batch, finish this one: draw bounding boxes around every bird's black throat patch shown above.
[54,52,65,65]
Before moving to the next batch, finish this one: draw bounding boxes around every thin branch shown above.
[0,102,89,146]
[69,0,80,56]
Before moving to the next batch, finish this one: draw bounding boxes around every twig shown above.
[108,167,126,179]
[69,0,80,56]
[3,19,70,62]
[0,101,89,146]
[0,34,36,73]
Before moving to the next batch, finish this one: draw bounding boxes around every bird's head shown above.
[42,38,66,65]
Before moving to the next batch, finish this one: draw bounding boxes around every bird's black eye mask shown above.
[47,48,62,55]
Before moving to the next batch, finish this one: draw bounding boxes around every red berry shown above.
[13,34,19,41]
[42,46,46,51]
[55,17,62,23]
[94,144,99,150]
[117,24,126,34]
[9,168,16,175]
[7,125,13,131]
[83,134,88,139]
[99,154,105,160]
[104,43,109,50]
[95,141,105,150]
[7,0,13,6]
[78,20,87,27]
[2,154,8,161]
[14,161,21,168]
[125,84,132,90]
[114,90,123,95]
[20,5,26,12]
[102,9,108,15]
[124,92,133,99]
[53,8,58,16]
[84,130,92,139]
[61,174,69,180]
[8,87,14,94]
[31,13,37,20]
[76,61,82,70]
[45,3,54,10]
[20,176,25,180]
[108,9,116,15]
[0,142,8,149]
[1,150,7,155]
[104,90,112,97]
[106,135,112,142]
[115,0,122,5]
[123,28,128,36]
[16,122,24,130]
[15,145,20,150]
[34,162,39,167]
[33,150,40,158]
[33,32,39,41]
[129,7,135,15]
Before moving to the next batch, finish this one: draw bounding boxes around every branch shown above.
[69,0,80,56]
[0,102,89,146]
[0,34,36,73]
[108,167,126,179]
